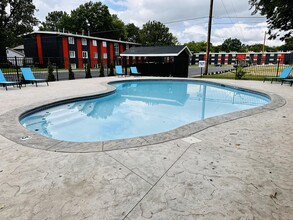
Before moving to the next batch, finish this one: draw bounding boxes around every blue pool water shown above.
[20,80,270,142]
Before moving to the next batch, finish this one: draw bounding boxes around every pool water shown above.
[20,80,270,142]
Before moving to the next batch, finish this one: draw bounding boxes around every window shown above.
[82,38,87,45]
[94,52,98,58]
[82,51,88,59]
[68,37,74,45]
[70,63,76,69]
[114,43,119,56]
[103,53,107,59]
[92,40,97,46]
[69,51,75,58]
[102,41,107,47]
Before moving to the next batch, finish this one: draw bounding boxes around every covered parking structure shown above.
[120,45,192,77]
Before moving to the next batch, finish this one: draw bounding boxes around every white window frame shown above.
[82,51,88,59]
[69,51,75,58]
[82,38,87,46]
[92,40,97,46]
[68,37,74,45]
[102,41,107,47]
[94,52,98,58]
[103,53,107,59]
[114,43,119,56]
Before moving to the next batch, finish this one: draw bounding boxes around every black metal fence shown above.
[201,58,293,80]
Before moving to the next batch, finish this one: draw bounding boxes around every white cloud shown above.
[33,0,284,46]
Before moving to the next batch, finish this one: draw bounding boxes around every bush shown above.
[109,63,114,76]
[235,66,247,80]
[47,59,56,81]
[100,63,105,77]
[85,60,92,78]
[68,65,75,80]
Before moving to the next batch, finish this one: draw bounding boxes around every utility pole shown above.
[262,31,267,55]
[204,0,214,75]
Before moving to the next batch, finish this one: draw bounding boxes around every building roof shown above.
[120,45,192,57]
[23,31,141,45]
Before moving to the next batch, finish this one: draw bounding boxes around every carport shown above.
[120,45,192,77]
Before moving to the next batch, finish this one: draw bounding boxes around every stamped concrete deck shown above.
[0,77,292,219]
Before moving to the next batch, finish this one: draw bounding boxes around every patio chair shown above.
[281,78,293,86]
[0,69,21,90]
[115,65,126,77]
[20,67,49,87]
[130,66,141,76]
[263,67,292,83]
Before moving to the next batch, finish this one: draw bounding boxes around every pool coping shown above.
[0,78,286,153]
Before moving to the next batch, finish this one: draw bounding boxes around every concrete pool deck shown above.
[0,77,292,219]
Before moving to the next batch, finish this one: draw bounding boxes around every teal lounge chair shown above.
[130,66,141,76]
[20,67,48,87]
[0,69,21,90]
[263,67,292,83]
[115,65,126,77]
[281,78,293,86]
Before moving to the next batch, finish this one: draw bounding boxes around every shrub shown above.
[100,63,105,77]
[47,59,56,81]
[68,65,75,80]
[85,60,92,78]
[235,66,247,80]
[109,63,114,76]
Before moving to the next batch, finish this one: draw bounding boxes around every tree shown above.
[185,41,208,53]
[125,23,140,43]
[85,60,92,78]
[68,65,75,80]
[249,0,293,41]
[139,21,178,46]
[0,0,39,62]
[221,38,243,52]
[279,36,293,51]
[111,14,126,40]
[39,11,71,31]
[99,62,105,77]
[70,1,114,39]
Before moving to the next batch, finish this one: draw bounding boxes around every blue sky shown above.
[33,0,284,46]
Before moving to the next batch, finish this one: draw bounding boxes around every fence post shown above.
[14,56,20,81]
[276,59,280,77]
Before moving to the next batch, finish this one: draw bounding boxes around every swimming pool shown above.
[20,80,270,142]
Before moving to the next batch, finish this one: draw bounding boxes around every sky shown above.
[33,0,284,47]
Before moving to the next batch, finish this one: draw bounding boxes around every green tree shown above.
[70,1,114,39]
[279,37,293,51]
[99,62,105,77]
[39,11,71,31]
[109,63,114,76]
[111,14,126,40]
[249,0,293,41]
[185,41,208,53]
[139,21,178,46]
[221,38,243,52]
[125,23,141,43]
[0,0,39,61]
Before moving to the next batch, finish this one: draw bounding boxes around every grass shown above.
[200,64,293,81]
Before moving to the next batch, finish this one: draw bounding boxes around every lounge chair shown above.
[263,67,292,83]
[20,67,48,87]
[130,66,141,76]
[0,69,21,90]
[281,78,293,86]
[115,65,126,77]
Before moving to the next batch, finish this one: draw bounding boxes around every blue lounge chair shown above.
[0,69,21,90]
[115,65,126,77]
[281,78,293,86]
[20,67,48,87]
[130,66,141,76]
[263,67,292,83]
